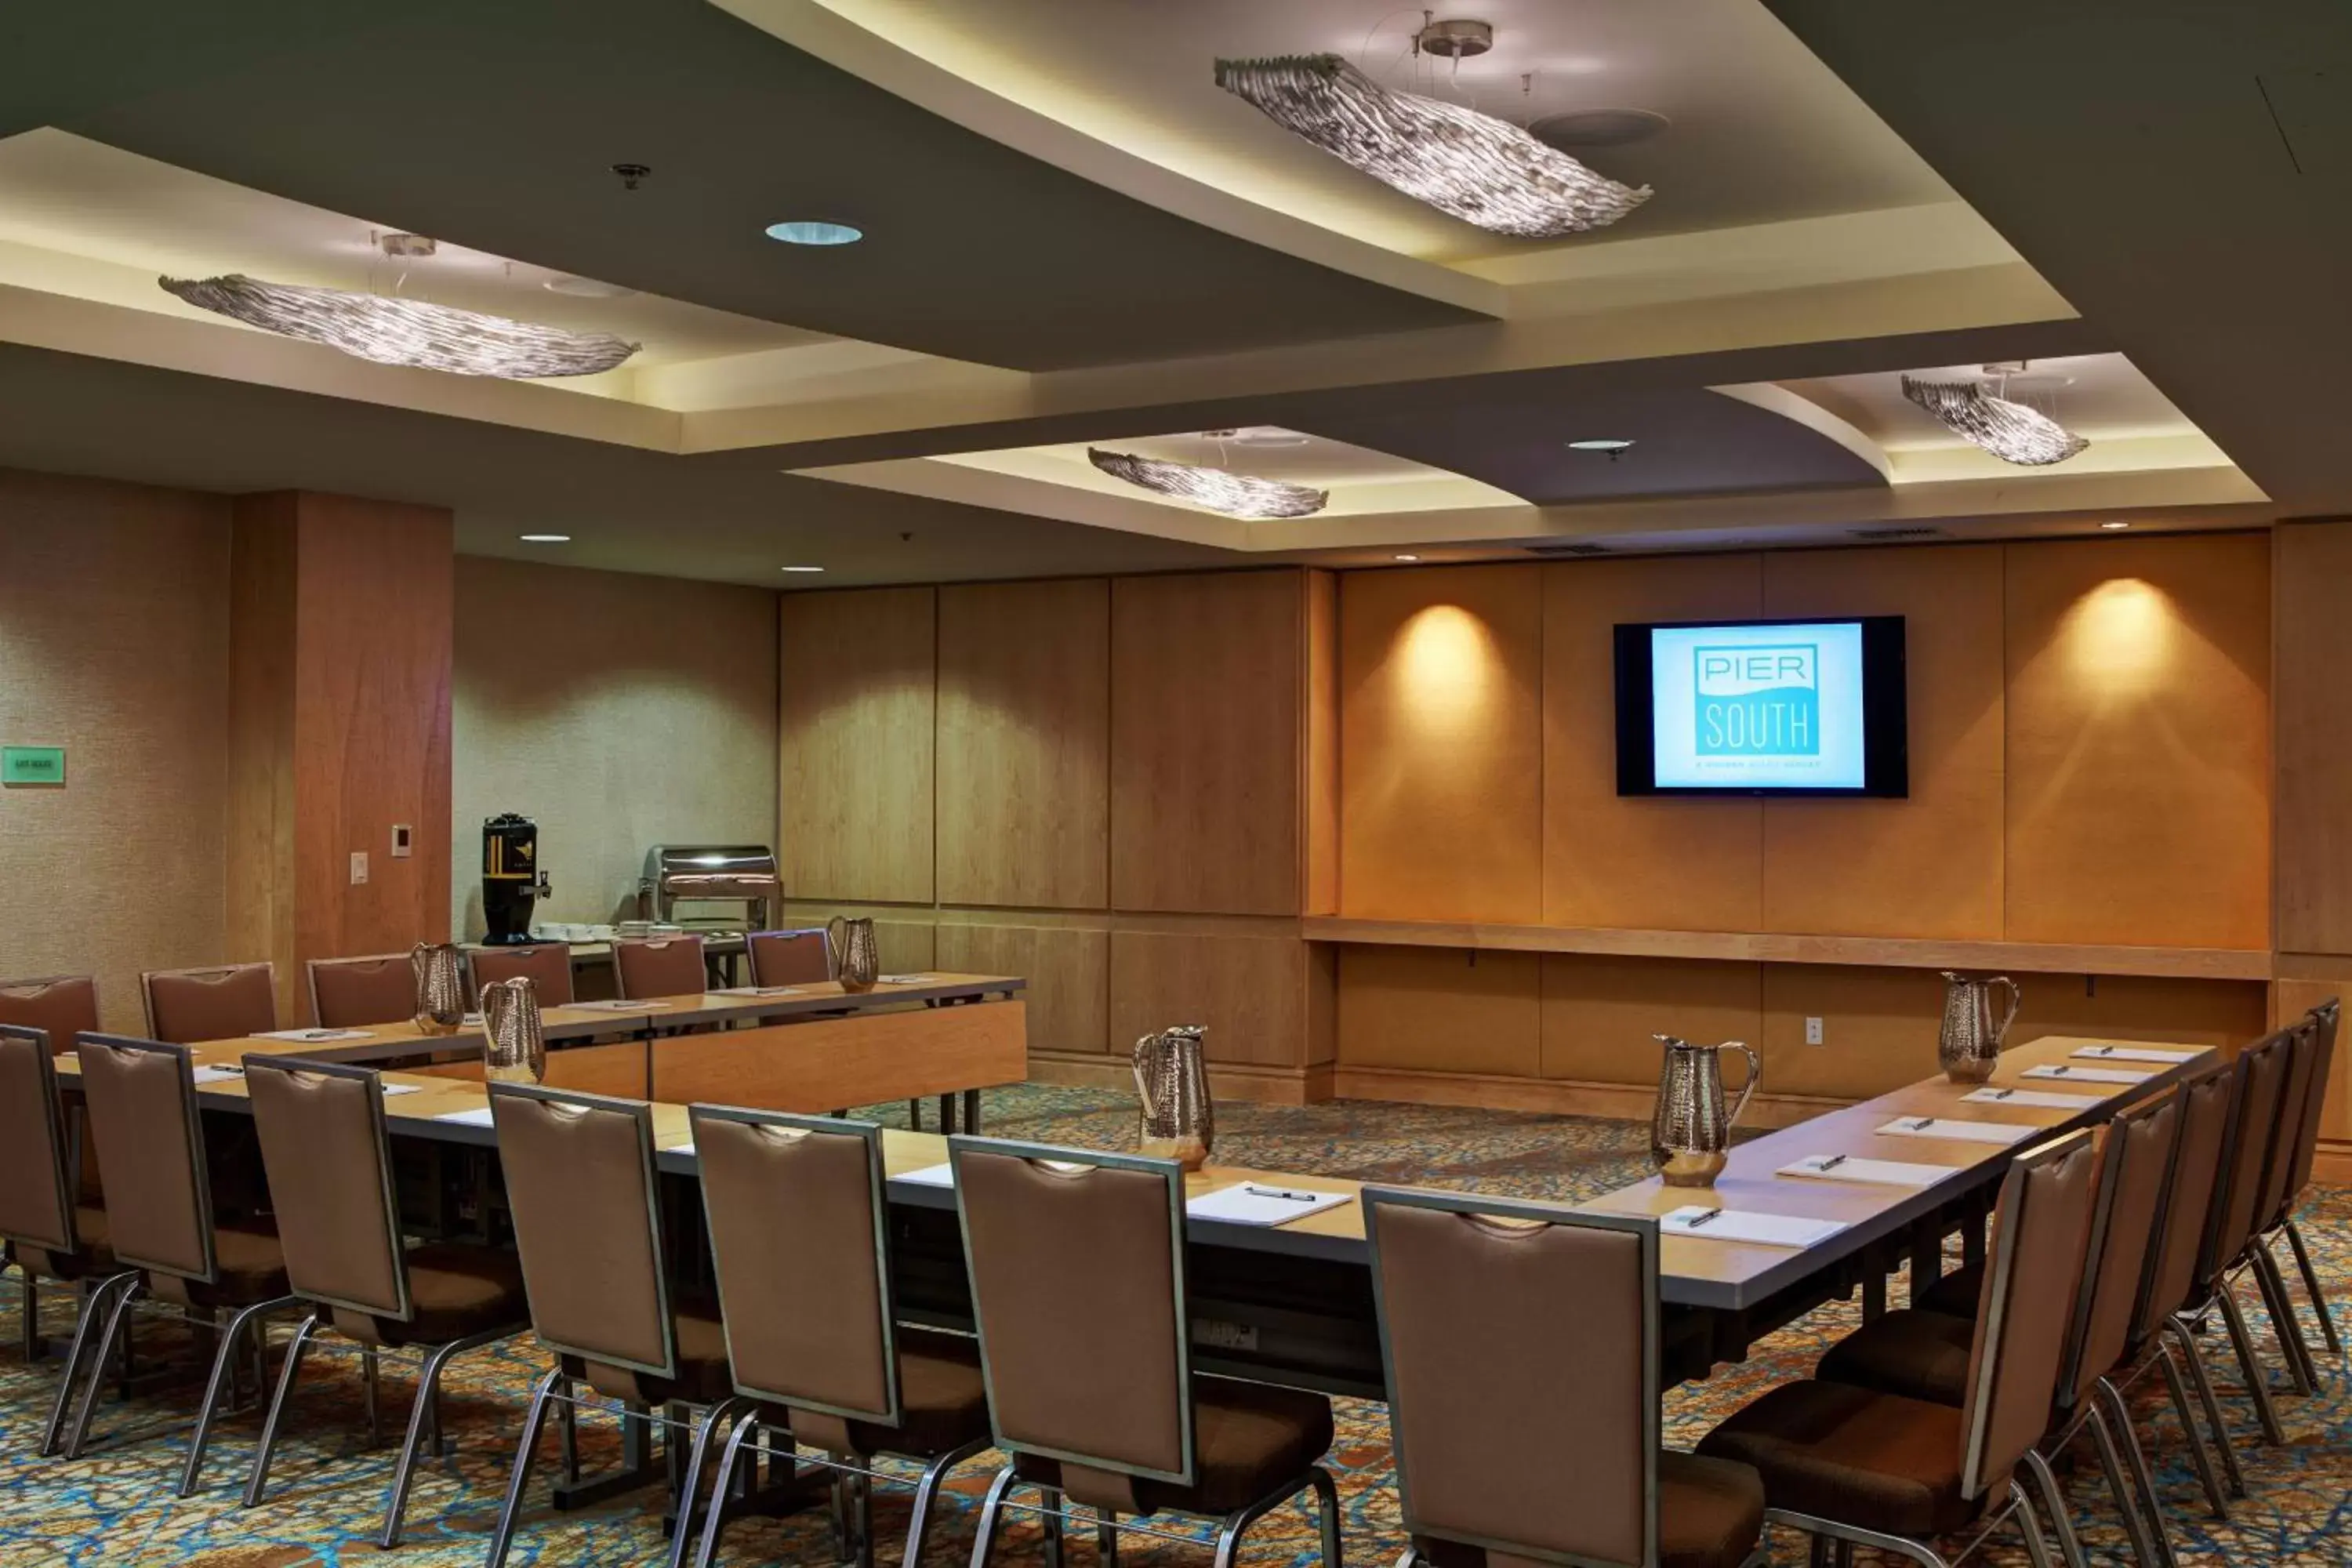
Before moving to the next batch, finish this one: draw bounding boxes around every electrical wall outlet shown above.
[390,824,413,859]
[1804,1015,1824,1046]
[349,850,370,886]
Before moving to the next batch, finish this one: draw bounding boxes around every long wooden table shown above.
[62,1026,2212,1399]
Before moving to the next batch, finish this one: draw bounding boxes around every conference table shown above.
[68,1024,2213,1399]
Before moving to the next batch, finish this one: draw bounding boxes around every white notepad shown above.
[1187,1183,1355,1227]
[2024,1063,2150,1086]
[1660,1206,1847,1248]
[893,1162,955,1189]
[660,1138,695,1155]
[878,975,933,985]
[570,999,656,1012]
[190,1065,245,1085]
[1779,1154,1961,1188]
[254,1028,373,1044]
[711,985,803,997]
[1877,1116,2035,1146]
[2071,1044,2199,1065]
[433,1106,498,1128]
[1965,1087,2103,1111]
[380,1083,423,1098]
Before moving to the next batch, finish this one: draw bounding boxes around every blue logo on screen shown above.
[1696,644,1820,756]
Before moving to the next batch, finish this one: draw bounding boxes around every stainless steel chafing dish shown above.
[639,844,779,930]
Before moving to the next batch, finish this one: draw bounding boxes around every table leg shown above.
[1860,1243,1888,1322]
[938,1094,959,1136]
[962,1088,982,1134]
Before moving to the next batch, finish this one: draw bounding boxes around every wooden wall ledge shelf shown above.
[1301,917,2274,982]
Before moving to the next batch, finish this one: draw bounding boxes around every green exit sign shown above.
[2,746,66,786]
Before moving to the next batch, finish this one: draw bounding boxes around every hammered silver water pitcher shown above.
[1651,1034,1761,1187]
[479,976,546,1085]
[410,942,466,1036]
[828,916,880,993]
[1939,971,2021,1083]
[1133,1025,1213,1171]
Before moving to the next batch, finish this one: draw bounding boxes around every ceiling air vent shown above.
[1846,525,1947,542]
[1524,541,1610,557]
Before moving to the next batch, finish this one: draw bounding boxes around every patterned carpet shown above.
[3,1085,2345,1566]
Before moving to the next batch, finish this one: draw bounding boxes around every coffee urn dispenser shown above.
[481,813,552,946]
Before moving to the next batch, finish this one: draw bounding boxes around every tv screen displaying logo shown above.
[1649,621,1869,790]
[1693,644,1820,757]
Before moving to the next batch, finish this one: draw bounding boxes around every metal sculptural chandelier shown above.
[1087,448,1330,520]
[1901,374,2089,466]
[158,274,640,379]
[1214,53,1650,238]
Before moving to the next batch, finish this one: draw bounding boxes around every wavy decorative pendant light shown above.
[1901,375,2090,466]
[1214,53,1650,238]
[1087,447,1330,520]
[158,274,639,379]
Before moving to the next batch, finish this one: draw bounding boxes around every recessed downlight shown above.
[1566,438,1635,452]
[1393,554,1421,562]
[2100,521,2132,531]
[765,220,862,246]
[518,533,571,543]
[544,274,637,299]
[780,564,826,574]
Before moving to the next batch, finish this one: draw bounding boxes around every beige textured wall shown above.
[452,557,779,937]
[0,468,233,1031]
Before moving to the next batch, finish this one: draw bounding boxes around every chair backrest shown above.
[613,935,706,1002]
[488,1082,675,1382]
[1366,1188,1658,1568]
[2254,1019,2322,1235]
[2132,1061,2237,1338]
[691,1106,900,1425]
[467,945,575,1008]
[2060,1091,2181,1410]
[307,953,417,1029]
[243,1056,409,1321]
[0,1026,78,1255]
[949,1138,1193,1494]
[2201,1029,2292,1282]
[74,1033,217,1281]
[1958,1129,2099,1500]
[2285,1000,2341,1209]
[745,928,833,988]
[140,962,277,1044]
[0,975,101,1053]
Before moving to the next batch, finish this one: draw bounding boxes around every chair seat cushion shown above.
[5,1205,115,1282]
[1913,1263,1983,1318]
[1697,1378,1983,1539]
[331,1242,528,1348]
[1017,1375,1335,1518]
[150,1225,289,1308]
[842,1327,991,1458]
[567,1298,735,1406]
[1411,1452,1763,1568]
[1817,1309,1978,1408]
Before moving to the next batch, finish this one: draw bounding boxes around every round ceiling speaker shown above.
[1529,108,1671,151]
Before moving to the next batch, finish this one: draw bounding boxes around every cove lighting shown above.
[765,221,863,245]
[780,565,826,573]
[1393,554,1421,562]
[1567,438,1635,452]
[519,533,571,543]
[159,274,637,379]
[2101,521,2132,530]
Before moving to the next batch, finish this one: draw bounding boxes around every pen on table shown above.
[1243,1185,1320,1203]
[1682,1207,1723,1229]
[1907,1116,1936,1131]
[1983,1087,2015,1099]
[2085,1045,2114,1056]
[2045,1065,2071,1076]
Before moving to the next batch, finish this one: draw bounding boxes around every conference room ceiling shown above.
[0,1,2292,577]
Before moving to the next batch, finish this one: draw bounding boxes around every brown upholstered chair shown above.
[2240,1011,2340,1389]
[0,974,102,1051]
[614,935,710,1002]
[66,1034,299,1494]
[467,944,576,1008]
[306,953,418,1029]
[1363,1187,1766,1568]
[1817,1092,2184,1565]
[688,1107,990,1568]
[743,928,832,987]
[2181,1029,2299,1447]
[140,962,278,1044]
[238,1056,530,1544]
[949,1137,1343,1568]
[484,1082,739,1568]
[1699,1131,2099,1568]
[0,1025,129,1457]
[2259,1001,2343,1362]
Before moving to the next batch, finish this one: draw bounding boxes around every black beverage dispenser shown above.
[481,813,552,946]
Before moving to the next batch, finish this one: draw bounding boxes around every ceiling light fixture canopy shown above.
[1214,53,1650,238]
[1901,374,2089,466]
[159,274,638,379]
[1087,447,1329,520]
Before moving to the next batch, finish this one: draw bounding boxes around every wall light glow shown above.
[1396,604,1505,735]
[2062,576,2175,695]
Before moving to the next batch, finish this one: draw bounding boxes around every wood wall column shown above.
[227,492,453,1022]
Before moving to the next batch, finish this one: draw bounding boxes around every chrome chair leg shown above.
[382,1331,506,1548]
[182,1295,299,1496]
[2166,1317,2249,1499]
[63,1273,143,1458]
[2020,1448,2089,1568]
[2096,1376,2181,1568]
[665,1399,745,1568]
[2011,1483,2060,1568]
[2252,1243,2321,1393]
[1309,1465,1345,1568]
[967,1466,1018,1568]
[903,1437,989,1568]
[1039,1484,1065,1568]
[485,1366,564,1568]
[2213,1281,2288,1443]
[2283,1218,2343,1356]
[692,1414,767,1568]
[2151,1342,2230,1519]
[241,1312,319,1506]
[2082,1399,2164,1568]
[1096,1511,1119,1568]
[41,1272,134,1457]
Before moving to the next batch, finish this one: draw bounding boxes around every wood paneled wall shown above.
[2273,521,2352,1159]
[779,587,935,905]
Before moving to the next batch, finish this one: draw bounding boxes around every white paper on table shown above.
[433,1106,499,1128]
[1876,1116,2035,1146]
[1659,1206,1847,1248]
[1187,1183,1355,1228]
[1779,1154,1962,1188]
[190,1065,245,1085]
[565,999,648,1012]
[894,1162,956,1189]
[2024,1064,2150,1086]
[380,1083,424,1098]
[711,985,803,997]
[877,975,933,985]
[661,1138,695,1156]
[253,1028,373,1043]
[2071,1044,2199,1065]
[1964,1087,2103,1111]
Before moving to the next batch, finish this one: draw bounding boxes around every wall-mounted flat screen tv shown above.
[1613,616,1908,797]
